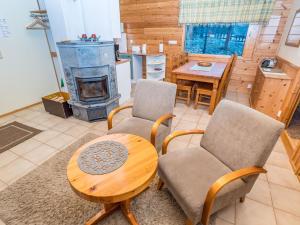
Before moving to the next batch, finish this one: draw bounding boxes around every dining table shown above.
[172,60,228,115]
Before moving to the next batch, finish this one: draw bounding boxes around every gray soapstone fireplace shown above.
[57,41,120,122]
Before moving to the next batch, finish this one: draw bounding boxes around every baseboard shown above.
[0,101,42,118]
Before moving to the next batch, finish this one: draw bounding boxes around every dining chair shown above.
[157,100,284,225]
[107,79,177,150]
[174,53,193,106]
[194,54,237,109]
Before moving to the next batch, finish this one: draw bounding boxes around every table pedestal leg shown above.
[85,203,118,225]
[85,199,139,225]
[121,199,139,225]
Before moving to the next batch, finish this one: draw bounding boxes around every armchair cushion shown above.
[158,147,247,224]
[107,117,170,149]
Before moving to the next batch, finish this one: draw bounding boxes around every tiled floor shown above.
[0,91,299,225]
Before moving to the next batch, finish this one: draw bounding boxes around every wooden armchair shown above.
[107,79,177,150]
[157,100,284,225]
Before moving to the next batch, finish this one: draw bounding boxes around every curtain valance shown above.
[179,0,276,24]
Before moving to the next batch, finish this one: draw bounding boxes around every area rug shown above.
[0,121,42,154]
[0,133,188,225]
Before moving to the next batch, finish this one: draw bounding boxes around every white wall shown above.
[45,0,121,42]
[0,0,59,115]
[277,0,300,66]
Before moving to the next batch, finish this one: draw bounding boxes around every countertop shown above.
[120,51,164,57]
[259,67,291,80]
[116,59,130,65]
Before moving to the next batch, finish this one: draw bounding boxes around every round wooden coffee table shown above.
[67,133,158,225]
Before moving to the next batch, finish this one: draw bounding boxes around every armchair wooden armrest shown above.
[162,129,205,155]
[201,166,267,225]
[151,113,176,146]
[107,105,133,130]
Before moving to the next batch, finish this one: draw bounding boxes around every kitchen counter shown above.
[260,67,290,79]
[116,58,130,65]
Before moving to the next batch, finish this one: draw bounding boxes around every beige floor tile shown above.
[181,114,200,123]
[91,121,109,132]
[258,173,268,181]
[23,144,57,165]
[266,165,300,191]
[22,111,43,121]
[0,151,18,168]
[270,183,300,216]
[40,117,64,128]
[247,179,272,206]
[14,117,29,124]
[267,151,291,170]
[185,107,203,116]
[87,129,106,137]
[33,130,61,143]
[215,203,235,224]
[52,121,77,132]
[167,139,189,152]
[0,158,35,184]
[214,217,234,225]
[171,133,192,143]
[175,120,197,130]
[46,134,75,150]
[0,180,8,191]
[32,114,53,124]
[74,119,95,128]
[14,109,32,117]
[273,138,285,154]
[64,124,89,138]
[0,115,17,125]
[275,209,300,225]
[236,198,276,225]
[190,134,203,145]
[10,139,42,156]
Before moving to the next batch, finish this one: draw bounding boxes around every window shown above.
[185,23,249,56]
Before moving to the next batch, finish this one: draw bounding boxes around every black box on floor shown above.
[42,92,73,118]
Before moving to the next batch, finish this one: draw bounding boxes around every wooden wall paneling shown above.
[120,0,291,93]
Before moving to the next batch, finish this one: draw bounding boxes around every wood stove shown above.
[57,41,120,121]
[76,76,109,102]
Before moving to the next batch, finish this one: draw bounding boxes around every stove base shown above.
[70,96,120,122]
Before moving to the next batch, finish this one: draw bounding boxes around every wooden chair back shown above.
[216,54,237,104]
[179,53,188,66]
[170,54,180,82]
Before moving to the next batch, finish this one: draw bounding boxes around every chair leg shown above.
[157,178,164,190]
[187,90,191,106]
[194,91,199,109]
[240,196,246,203]
[186,218,194,225]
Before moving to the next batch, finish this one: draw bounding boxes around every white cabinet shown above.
[116,61,132,104]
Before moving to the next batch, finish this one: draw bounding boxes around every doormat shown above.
[0,122,42,154]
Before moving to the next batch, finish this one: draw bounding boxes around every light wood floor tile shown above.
[0,158,35,185]
[0,151,18,168]
[236,198,276,225]
[270,183,300,217]
[275,209,300,225]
